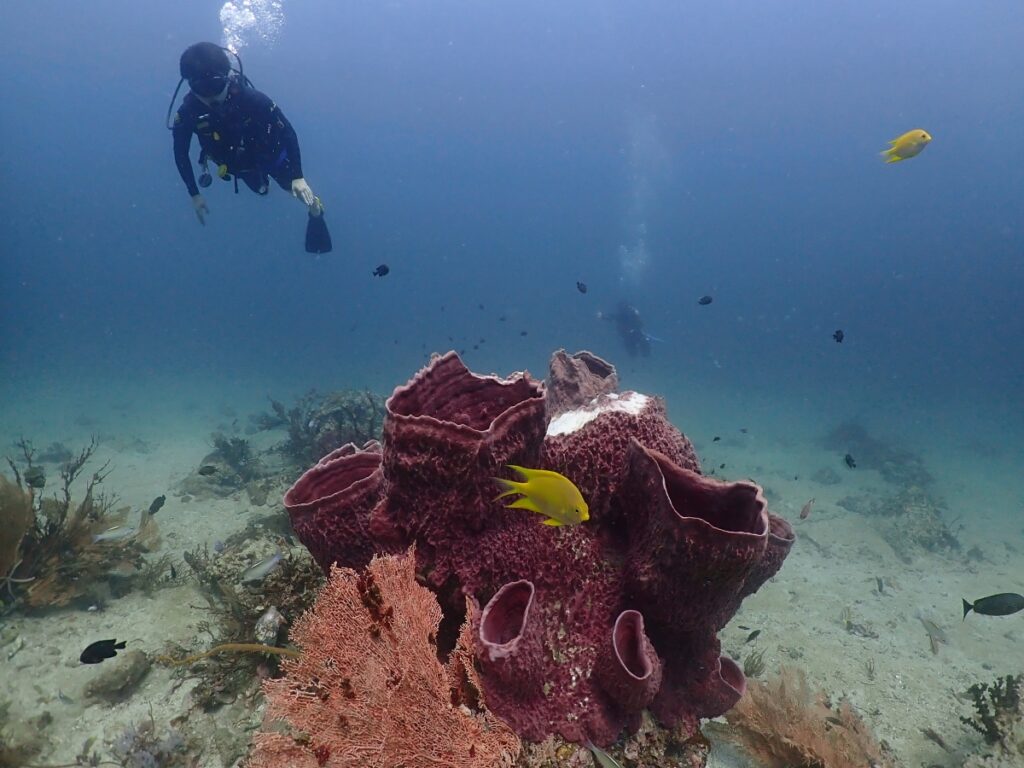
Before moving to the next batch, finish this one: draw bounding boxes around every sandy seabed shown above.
[1,375,1021,768]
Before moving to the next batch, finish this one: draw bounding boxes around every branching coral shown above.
[0,475,35,601]
[722,666,894,768]
[173,543,323,711]
[3,439,159,610]
[247,550,521,768]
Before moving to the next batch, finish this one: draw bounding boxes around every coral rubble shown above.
[838,485,960,561]
[280,350,794,751]
[109,715,189,767]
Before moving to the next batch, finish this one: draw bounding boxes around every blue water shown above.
[1,2,1021,532]
[2,0,1021,411]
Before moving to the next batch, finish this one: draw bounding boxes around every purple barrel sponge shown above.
[594,609,663,726]
[477,580,544,696]
[284,350,794,748]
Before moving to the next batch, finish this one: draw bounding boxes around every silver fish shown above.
[6,636,24,661]
[92,525,137,543]
[240,552,283,584]
[584,740,624,768]
[800,498,815,520]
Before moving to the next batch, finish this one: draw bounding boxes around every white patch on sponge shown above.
[546,392,650,437]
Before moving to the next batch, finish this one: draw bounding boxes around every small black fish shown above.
[712,436,720,442]
[478,303,485,310]
[577,281,588,294]
[844,453,856,468]
[373,264,390,277]
[745,629,761,643]
[197,465,218,476]
[698,295,713,305]
[962,592,1024,620]
[169,564,177,580]
[719,463,726,469]
[80,639,126,665]
[148,495,166,515]
[833,329,844,343]
[740,428,748,434]
[520,330,528,336]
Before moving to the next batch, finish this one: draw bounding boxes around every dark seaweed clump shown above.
[210,433,260,483]
[36,441,73,464]
[961,673,1023,749]
[251,389,385,467]
[822,421,934,487]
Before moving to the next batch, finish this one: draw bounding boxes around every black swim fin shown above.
[305,210,332,254]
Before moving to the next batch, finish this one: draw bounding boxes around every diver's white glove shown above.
[291,178,316,207]
[191,194,209,226]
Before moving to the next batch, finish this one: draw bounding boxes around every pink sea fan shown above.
[247,551,521,768]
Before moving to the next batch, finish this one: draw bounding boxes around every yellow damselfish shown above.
[493,465,589,527]
[880,128,932,164]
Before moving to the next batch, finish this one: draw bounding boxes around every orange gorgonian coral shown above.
[247,550,521,768]
[723,666,894,768]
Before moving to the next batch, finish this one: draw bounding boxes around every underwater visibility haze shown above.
[1,1,1023,767]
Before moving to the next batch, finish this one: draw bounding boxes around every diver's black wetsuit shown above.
[172,78,303,197]
[611,302,651,358]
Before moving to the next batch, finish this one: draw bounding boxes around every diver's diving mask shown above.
[189,74,230,99]
[166,48,253,131]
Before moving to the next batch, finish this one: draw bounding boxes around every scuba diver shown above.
[598,301,656,358]
[168,42,331,253]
